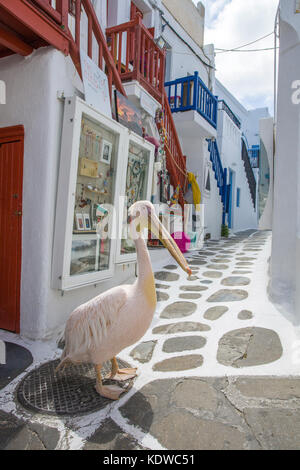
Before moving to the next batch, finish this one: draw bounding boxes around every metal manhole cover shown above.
[17,358,134,416]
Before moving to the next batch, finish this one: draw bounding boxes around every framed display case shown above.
[115,133,155,264]
[52,97,122,290]
[52,96,155,290]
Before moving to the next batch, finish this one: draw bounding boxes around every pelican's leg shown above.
[106,357,137,382]
[94,364,124,400]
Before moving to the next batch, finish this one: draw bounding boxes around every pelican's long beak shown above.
[148,212,192,276]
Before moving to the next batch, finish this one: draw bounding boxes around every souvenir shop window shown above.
[70,115,117,278]
[52,97,124,290]
[116,134,155,264]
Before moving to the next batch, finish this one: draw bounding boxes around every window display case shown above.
[115,134,154,264]
[52,97,155,290]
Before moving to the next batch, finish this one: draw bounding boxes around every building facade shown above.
[0,0,265,340]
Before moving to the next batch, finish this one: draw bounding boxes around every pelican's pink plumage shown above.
[57,201,192,400]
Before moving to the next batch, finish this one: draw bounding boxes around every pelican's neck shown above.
[134,235,156,309]
[134,235,153,281]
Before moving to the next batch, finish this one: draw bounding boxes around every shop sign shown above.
[80,50,111,118]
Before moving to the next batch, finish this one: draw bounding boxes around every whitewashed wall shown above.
[0,48,137,340]
[215,79,270,149]
[271,0,300,321]
[161,2,214,88]
[258,117,274,231]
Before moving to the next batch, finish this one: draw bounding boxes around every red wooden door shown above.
[0,126,24,333]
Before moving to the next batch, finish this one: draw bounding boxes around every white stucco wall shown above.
[271,0,300,321]
[0,48,136,340]
[161,2,214,89]
[215,79,270,148]
[258,117,274,231]
[217,109,258,233]
[162,0,205,49]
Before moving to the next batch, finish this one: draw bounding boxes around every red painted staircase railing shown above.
[106,13,165,104]
[67,0,126,99]
[157,90,188,207]
[17,0,127,99]
[106,14,187,206]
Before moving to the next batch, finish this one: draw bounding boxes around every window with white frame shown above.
[52,97,154,290]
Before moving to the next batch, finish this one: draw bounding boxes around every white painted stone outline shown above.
[1,232,300,450]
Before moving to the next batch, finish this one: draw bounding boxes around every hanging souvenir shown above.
[169,185,180,206]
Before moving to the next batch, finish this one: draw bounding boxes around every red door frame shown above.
[0,125,24,333]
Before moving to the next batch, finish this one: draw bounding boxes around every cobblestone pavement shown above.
[1,231,300,450]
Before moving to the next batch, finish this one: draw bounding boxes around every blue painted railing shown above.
[165,71,218,129]
[207,139,226,204]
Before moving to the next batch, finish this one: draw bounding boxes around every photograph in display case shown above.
[100,140,113,165]
[75,213,85,231]
[114,90,143,137]
[84,214,91,230]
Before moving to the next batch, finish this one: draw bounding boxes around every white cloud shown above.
[193,0,279,113]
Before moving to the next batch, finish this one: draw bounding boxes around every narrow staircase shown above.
[241,138,256,208]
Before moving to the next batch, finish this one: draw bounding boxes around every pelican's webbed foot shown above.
[106,358,138,382]
[94,363,125,401]
[95,383,125,400]
[109,368,138,382]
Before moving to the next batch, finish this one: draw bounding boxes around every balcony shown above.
[0,0,70,59]
[165,71,218,138]
[0,0,126,100]
[106,14,165,104]
[218,100,241,129]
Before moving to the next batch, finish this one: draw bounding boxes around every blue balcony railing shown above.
[207,139,226,204]
[165,71,218,129]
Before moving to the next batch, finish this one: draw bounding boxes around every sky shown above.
[192,0,279,114]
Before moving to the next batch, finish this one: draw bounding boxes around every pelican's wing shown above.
[63,286,129,360]
[97,285,128,333]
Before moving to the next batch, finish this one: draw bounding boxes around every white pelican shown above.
[56,201,192,400]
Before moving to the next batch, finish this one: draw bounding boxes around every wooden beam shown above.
[0,26,33,56]
[0,0,69,55]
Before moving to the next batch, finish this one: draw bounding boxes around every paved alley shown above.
[1,231,300,450]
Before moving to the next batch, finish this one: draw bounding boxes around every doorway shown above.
[0,125,24,333]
